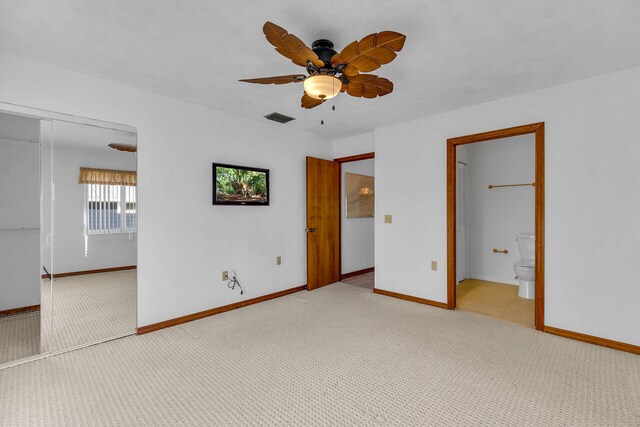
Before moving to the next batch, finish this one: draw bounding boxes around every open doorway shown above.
[447,123,545,330]
[305,153,375,291]
[456,135,535,327]
[0,112,43,365]
[336,153,375,289]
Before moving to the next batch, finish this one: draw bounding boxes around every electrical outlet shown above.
[431,261,437,271]
[276,256,282,265]
[222,271,229,281]
[384,215,393,224]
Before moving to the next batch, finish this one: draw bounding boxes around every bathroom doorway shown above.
[447,123,545,330]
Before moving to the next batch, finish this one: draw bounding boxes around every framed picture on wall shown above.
[346,173,374,218]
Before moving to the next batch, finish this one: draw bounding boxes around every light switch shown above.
[276,256,282,265]
[431,261,437,271]
[384,215,393,224]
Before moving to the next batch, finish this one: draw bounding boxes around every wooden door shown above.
[306,156,340,290]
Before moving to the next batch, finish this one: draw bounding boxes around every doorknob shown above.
[305,228,316,233]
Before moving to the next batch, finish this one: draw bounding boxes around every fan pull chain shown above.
[320,78,337,125]
[332,78,337,112]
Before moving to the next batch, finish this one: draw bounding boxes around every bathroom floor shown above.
[456,279,534,328]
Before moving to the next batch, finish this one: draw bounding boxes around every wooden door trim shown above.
[333,152,375,279]
[447,122,545,330]
[334,152,375,163]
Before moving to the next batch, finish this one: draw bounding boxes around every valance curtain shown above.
[79,167,137,186]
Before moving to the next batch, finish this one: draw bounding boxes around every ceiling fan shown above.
[108,143,137,152]
[240,22,406,109]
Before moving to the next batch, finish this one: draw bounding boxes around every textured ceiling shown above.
[52,120,136,151]
[0,111,40,143]
[0,110,135,152]
[1,0,639,140]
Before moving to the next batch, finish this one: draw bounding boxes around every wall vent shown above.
[264,112,296,124]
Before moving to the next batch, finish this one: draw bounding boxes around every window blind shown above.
[84,179,137,234]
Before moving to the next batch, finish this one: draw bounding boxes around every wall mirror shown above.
[0,109,137,367]
[0,112,46,365]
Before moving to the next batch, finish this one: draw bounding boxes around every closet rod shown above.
[488,183,535,189]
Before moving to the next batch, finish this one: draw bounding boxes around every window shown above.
[86,183,137,234]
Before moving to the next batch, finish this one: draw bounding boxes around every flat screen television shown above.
[212,163,269,206]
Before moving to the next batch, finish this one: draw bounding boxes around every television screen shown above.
[213,163,269,205]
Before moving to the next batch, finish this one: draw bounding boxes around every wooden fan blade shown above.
[334,31,406,73]
[108,143,137,152]
[263,22,325,68]
[301,93,324,109]
[342,75,393,99]
[331,54,359,76]
[239,75,306,85]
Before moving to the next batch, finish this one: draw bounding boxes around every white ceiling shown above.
[0,111,136,151]
[0,111,40,143]
[1,0,639,140]
[52,120,136,152]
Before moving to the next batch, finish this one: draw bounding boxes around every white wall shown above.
[52,145,137,273]
[332,132,374,159]
[333,133,376,275]
[341,159,374,274]
[3,52,639,347]
[0,131,40,310]
[375,66,640,346]
[0,53,332,327]
[459,135,535,285]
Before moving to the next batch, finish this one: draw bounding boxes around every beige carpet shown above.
[1,283,639,426]
[341,271,375,289]
[1,270,136,366]
[45,270,136,351]
[0,311,40,365]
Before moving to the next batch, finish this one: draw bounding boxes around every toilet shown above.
[514,233,535,299]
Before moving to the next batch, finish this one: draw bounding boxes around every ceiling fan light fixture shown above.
[303,75,342,100]
[241,22,406,109]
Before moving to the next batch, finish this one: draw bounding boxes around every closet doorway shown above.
[0,104,138,369]
[447,123,545,330]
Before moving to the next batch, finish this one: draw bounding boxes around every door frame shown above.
[447,123,545,330]
[333,152,375,280]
